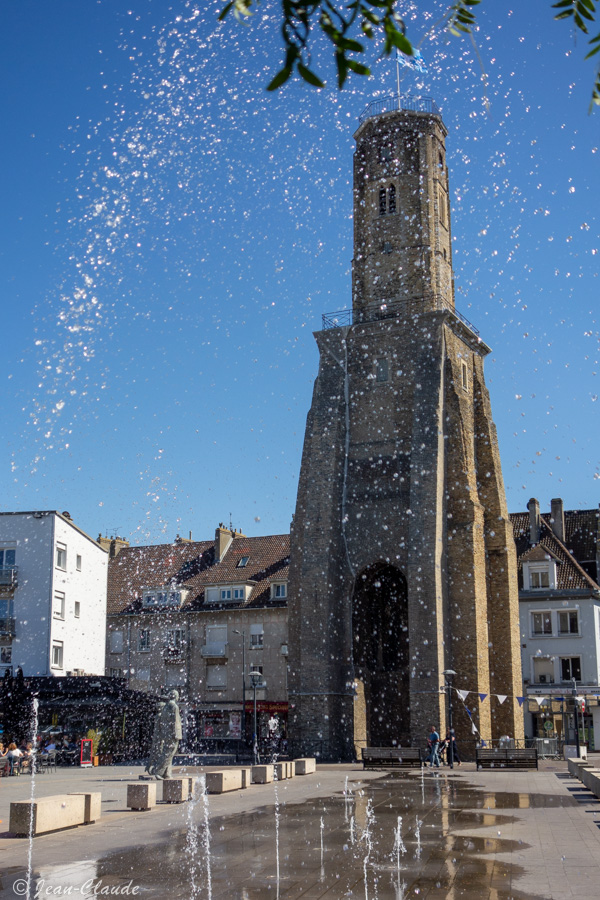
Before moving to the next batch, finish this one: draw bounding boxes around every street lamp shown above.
[571,677,581,758]
[249,668,265,765]
[232,630,246,747]
[442,669,457,769]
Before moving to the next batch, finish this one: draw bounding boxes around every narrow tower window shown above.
[388,183,396,214]
[439,187,447,227]
[379,187,387,216]
[461,360,469,392]
[376,358,389,383]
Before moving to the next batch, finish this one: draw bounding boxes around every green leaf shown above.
[267,66,293,91]
[579,6,595,20]
[335,37,364,52]
[360,9,380,25]
[298,63,326,87]
[218,2,234,22]
[336,51,348,88]
[388,31,413,55]
[346,58,371,75]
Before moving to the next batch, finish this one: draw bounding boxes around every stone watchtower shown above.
[288,97,524,760]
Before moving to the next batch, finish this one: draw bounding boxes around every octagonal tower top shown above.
[352,94,453,321]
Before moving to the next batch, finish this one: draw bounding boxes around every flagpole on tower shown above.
[396,19,406,110]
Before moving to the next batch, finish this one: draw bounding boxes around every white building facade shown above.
[0,511,108,676]
[513,499,600,747]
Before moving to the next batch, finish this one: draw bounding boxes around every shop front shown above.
[244,700,288,754]
[527,693,597,751]
[185,701,288,754]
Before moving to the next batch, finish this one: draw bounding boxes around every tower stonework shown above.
[288,100,524,760]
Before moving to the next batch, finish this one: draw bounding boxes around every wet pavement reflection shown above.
[1,772,576,899]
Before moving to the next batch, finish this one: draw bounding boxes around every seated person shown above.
[6,742,23,774]
[19,742,33,772]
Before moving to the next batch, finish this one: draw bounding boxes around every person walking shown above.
[427,725,441,768]
[446,728,461,766]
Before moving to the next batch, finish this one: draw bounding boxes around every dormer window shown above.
[523,559,557,591]
[530,570,549,589]
[142,587,185,608]
[205,584,249,604]
[272,583,287,599]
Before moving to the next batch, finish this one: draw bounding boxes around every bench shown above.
[9,792,101,836]
[205,769,243,794]
[361,748,424,769]
[294,758,316,775]
[476,748,538,770]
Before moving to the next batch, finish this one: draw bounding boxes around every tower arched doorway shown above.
[352,562,410,748]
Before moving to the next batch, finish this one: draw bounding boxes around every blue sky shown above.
[1,1,598,545]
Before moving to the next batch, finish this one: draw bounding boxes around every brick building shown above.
[288,96,524,760]
[105,526,289,750]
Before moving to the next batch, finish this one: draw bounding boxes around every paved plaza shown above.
[0,757,599,899]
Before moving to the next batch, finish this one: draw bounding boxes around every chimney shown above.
[97,535,129,558]
[527,498,540,545]
[215,525,233,562]
[550,498,565,542]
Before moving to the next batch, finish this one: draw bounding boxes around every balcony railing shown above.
[322,299,480,337]
[0,616,16,636]
[0,567,18,588]
[201,642,228,659]
[358,93,441,125]
[163,645,187,662]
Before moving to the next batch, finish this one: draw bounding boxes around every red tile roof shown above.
[107,532,290,615]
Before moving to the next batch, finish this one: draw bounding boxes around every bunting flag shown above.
[535,696,548,707]
[396,47,428,74]
[516,697,525,707]
[456,689,470,702]
[496,695,507,705]
[471,720,479,735]
[478,693,488,703]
